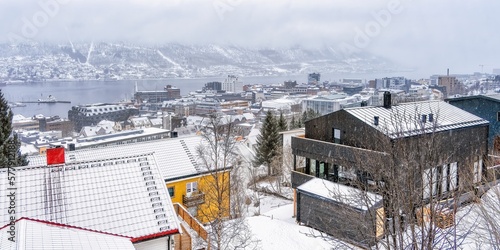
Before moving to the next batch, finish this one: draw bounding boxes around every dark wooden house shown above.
[291,96,489,246]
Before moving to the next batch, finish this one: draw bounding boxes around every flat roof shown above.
[298,178,382,211]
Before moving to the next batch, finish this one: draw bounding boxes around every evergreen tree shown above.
[289,115,298,130]
[307,108,321,121]
[254,110,280,175]
[277,110,288,132]
[300,110,307,128]
[0,90,28,168]
[299,108,321,128]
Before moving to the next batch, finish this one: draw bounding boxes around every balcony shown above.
[182,191,205,207]
[291,136,389,168]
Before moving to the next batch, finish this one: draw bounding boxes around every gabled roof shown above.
[344,100,488,139]
[0,153,180,241]
[0,218,135,250]
[27,136,205,181]
[297,178,382,211]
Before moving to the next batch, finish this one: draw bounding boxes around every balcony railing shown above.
[182,192,205,207]
[292,136,389,168]
[173,203,208,241]
[291,170,314,189]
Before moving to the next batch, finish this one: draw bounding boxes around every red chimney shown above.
[46,147,65,165]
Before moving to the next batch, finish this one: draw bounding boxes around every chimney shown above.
[361,100,367,107]
[428,113,434,122]
[374,116,379,126]
[421,114,427,123]
[170,131,178,138]
[447,68,449,76]
[46,147,65,165]
[68,143,76,151]
[383,91,391,109]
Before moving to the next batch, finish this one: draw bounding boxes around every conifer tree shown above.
[277,110,288,132]
[289,115,298,130]
[254,110,280,175]
[0,89,28,168]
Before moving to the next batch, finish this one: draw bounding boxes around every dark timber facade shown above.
[291,99,489,246]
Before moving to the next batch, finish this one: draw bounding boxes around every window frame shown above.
[186,181,198,194]
[168,186,175,198]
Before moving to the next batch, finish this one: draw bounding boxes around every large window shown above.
[440,162,458,195]
[423,162,458,199]
[423,167,438,199]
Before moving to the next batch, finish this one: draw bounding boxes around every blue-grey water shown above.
[0,71,419,119]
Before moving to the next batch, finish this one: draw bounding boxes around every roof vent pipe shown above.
[428,113,434,122]
[421,114,427,123]
[374,116,379,126]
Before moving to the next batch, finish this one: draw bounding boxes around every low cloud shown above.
[0,0,498,76]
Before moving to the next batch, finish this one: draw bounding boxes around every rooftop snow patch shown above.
[297,178,382,211]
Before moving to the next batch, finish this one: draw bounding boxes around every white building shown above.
[261,96,304,113]
[222,75,243,93]
[302,94,368,116]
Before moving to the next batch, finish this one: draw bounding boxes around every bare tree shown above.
[196,113,259,250]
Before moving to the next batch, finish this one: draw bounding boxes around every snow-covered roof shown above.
[27,135,204,181]
[150,118,163,126]
[1,153,180,239]
[297,178,382,211]
[0,218,135,250]
[345,100,488,139]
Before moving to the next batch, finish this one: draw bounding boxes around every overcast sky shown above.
[1,0,499,77]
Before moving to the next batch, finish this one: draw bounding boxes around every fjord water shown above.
[0,71,417,118]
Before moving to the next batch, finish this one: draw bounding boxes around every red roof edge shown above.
[130,229,180,243]
[0,217,132,239]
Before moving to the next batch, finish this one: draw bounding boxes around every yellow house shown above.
[166,170,231,223]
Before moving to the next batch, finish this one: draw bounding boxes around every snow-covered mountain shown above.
[0,42,400,80]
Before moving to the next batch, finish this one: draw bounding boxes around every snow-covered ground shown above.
[245,194,360,250]
[244,184,500,250]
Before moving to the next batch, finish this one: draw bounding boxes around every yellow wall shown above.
[166,170,231,223]
[167,176,201,205]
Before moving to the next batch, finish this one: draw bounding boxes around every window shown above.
[424,162,458,199]
[310,160,316,177]
[168,187,175,197]
[186,182,198,194]
[440,162,458,194]
[473,158,483,183]
[423,167,438,199]
[333,128,341,143]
